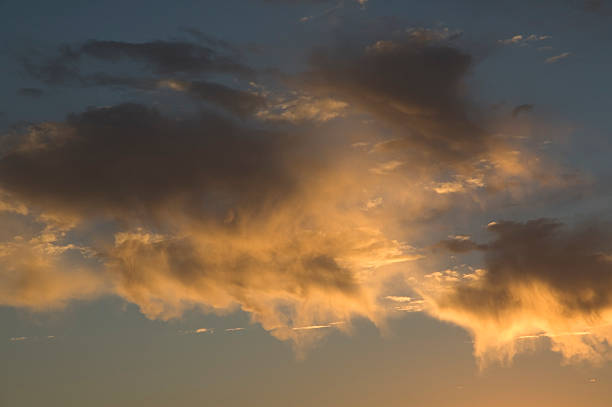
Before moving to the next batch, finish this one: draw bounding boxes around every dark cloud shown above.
[460,219,612,314]
[299,36,489,166]
[0,103,297,221]
[17,88,44,98]
[77,40,253,77]
[21,39,262,117]
[79,74,265,117]
[22,39,253,82]
[428,218,612,364]
[511,104,534,118]
[0,102,405,335]
[161,79,266,117]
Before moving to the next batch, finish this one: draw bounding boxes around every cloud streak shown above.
[545,52,572,63]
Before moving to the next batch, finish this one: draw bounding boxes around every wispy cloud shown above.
[292,322,345,331]
[545,52,571,63]
[423,219,612,367]
[498,34,552,46]
[9,335,56,342]
[225,328,245,333]
[180,328,214,335]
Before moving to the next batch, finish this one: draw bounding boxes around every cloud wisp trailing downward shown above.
[424,219,612,367]
[545,52,572,63]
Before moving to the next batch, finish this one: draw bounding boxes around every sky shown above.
[1,0,612,406]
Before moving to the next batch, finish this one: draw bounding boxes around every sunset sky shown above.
[2,1,612,406]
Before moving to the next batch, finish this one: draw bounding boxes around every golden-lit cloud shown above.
[0,224,108,310]
[422,219,612,367]
[545,52,572,64]
[0,103,423,351]
[256,94,348,123]
[498,34,552,45]
[1,30,589,361]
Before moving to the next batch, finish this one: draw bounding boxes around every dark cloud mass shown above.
[0,103,295,221]
[428,219,612,364]
[300,37,489,166]
[77,40,253,77]
[449,219,612,313]
[21,39,259,117]
[23,39,253,83]
[0,103,407,340]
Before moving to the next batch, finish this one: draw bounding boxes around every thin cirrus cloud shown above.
[497,34,552,45]
[545,52,572,63]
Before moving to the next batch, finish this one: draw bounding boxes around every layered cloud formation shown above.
[1,27,598,361]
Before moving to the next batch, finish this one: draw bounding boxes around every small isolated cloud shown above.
[225,328,245,333]
[498,34,552,46]
[369,160,405,175]
[386,296,426,312]
[9,335,56,342]
[545,52,571,64]
[434,235,487,253]
[292,321,345,331]
[405,27,463,43]
[385,295,413,302]
[256,94,348,123]
[512,104,534,118]
[430,175,485,195]
[195,328,212,334]
[181,328,214,335]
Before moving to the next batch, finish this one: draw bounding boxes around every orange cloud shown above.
[423,219,612,367]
